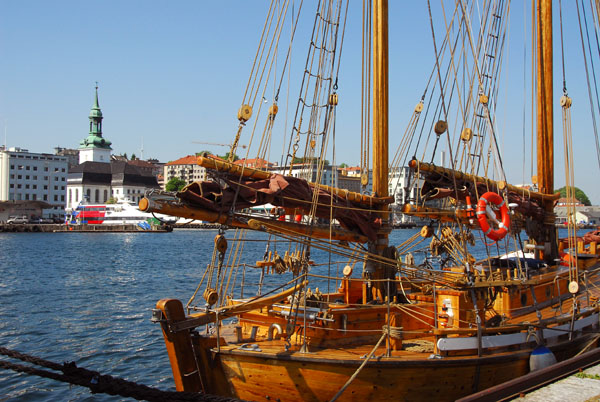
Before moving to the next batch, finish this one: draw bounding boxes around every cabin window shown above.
[520,292,528,307]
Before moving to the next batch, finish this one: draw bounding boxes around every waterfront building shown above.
[66,86,160,209]
[0,146,68,218]
[268,163,339,188]
[163,155,208,189]
[54,147,80,169]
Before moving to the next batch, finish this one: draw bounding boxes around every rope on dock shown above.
[0,347,243,402]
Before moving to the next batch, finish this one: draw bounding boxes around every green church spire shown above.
[80,83,112,150]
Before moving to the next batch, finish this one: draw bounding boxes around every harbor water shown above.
[0,227,590,401]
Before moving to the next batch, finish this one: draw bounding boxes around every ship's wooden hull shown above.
[192,333,596,401]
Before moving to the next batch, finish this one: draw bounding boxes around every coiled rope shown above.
[0,347,243,402]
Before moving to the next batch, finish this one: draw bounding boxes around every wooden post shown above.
[156,299,203,392]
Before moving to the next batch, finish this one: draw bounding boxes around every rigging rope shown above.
[0,347,242,402]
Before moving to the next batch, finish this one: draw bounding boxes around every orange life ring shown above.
[476,192,510,241]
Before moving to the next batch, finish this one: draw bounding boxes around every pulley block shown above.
[214,234,228,254]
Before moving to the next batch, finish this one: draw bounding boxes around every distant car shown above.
[6,216,29,224]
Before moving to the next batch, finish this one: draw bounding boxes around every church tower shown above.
[78,84,112,163]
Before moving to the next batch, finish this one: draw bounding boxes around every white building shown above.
[268,163,339,188]
[66,86,159,209]
[0,147,68,217]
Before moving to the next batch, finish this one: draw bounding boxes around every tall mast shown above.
[372,0,389,201]
[366,0,392,302]
[535,0,558,261]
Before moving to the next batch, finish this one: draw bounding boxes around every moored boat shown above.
[143,1,600,400]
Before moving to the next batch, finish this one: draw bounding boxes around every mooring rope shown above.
[0,347,243,402]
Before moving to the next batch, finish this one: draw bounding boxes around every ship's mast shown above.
[366,0,393,301]
[372,0,389,201]
[535,0,558,262]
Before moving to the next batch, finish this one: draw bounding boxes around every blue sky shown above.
[1,1,599,204]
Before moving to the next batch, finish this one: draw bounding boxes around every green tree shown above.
[339,163,348,168]
[220,152,240,161]
[106,197,117,204]
[166,177,187,192]
[556,186,591,206]
[123,152,128,159]
[131,153,137,160]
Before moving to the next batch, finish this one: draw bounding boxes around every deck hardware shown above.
[238,343,262,352]
[150,309,165,323]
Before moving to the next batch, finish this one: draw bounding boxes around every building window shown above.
[69,189,72,203]
[43,185,48,190]
[54,186,58,190]
[103,190,108,202]
[55,177,58,181]
[86,189,90,199]
[61,168,65,172]
[26,166,30,170]
[95,189,99,202]
[10,174,14,179]
[43,194,48,201]
[33,166,37,171]
[32,194,37,200]
[61,177,65,181]
[54,194,58,201]
[44,167,48,172]
[61,195,64,202]
[10,165,14,169]
[32,185,37,189]
[9,184,13,188]
[25,194,30,200]
[17,184,21,189]
[33,176,37,180]
[17,175,22,179]
[26,175,30,180]
[75,189,79,200]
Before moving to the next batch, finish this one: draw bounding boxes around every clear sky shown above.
[1,1,599,204]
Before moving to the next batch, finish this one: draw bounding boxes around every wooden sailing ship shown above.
[143,1,600,400]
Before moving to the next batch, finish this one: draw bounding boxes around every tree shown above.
[131,153,137,160]
[106,197,117,204]
[220,152,240,161]
[556,186,591,206]
[123,153,128,159]
[166,177,187,192]
[339,163,348,168]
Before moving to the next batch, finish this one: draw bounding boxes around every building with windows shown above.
[0,146,68,218]
[163,155,208,189]
[66,86,159,209]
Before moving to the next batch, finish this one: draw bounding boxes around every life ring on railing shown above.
[476,191,510,241]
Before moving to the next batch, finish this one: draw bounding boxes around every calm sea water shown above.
[0,227,588,401]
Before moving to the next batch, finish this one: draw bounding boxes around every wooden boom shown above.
[139,196,368,243]
[197,155,394,207]
[409,159,560,203]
